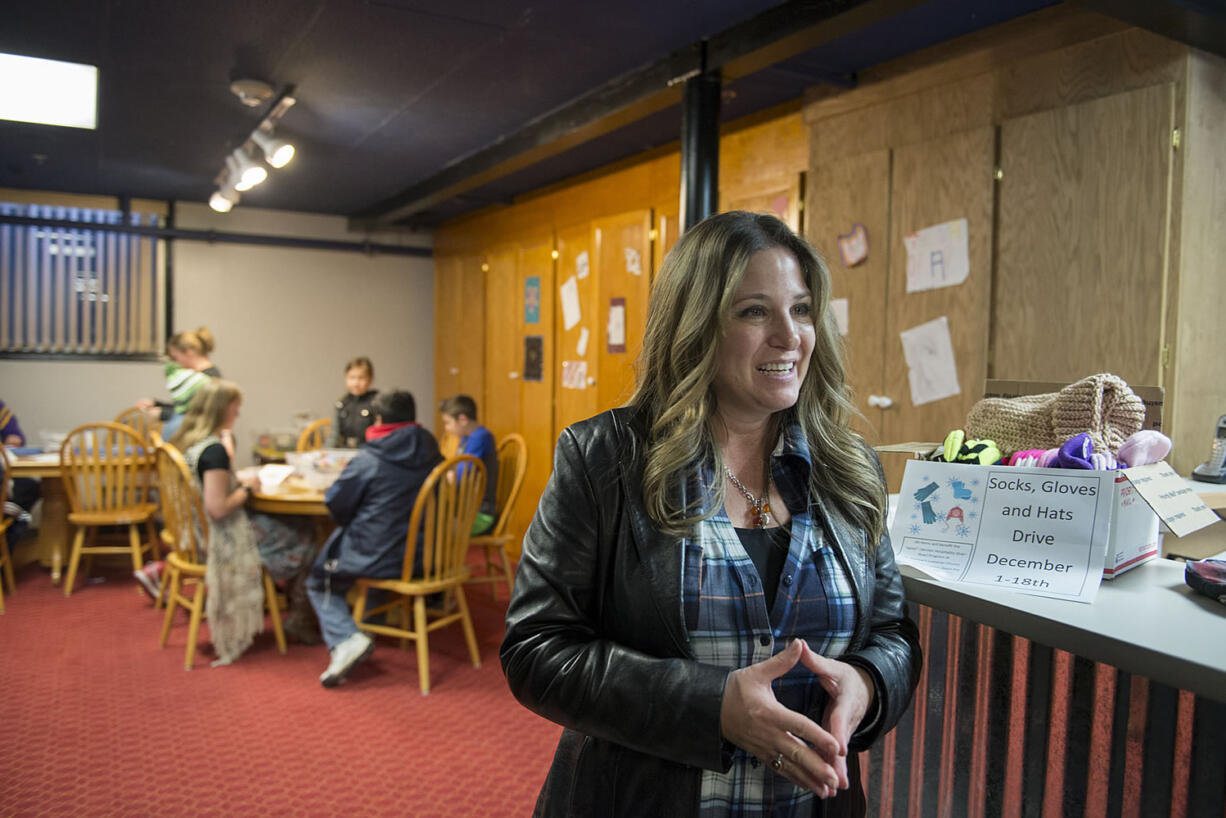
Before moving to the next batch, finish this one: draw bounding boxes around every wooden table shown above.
[9,453,70,582]
[248,476,329,516]
[248,476,335,545]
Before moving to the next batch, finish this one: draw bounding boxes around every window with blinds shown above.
[0,202,166,357]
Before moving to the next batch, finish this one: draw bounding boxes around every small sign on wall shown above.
[523,336,543,382]
[524,277,540,324]
[607,297,626,353]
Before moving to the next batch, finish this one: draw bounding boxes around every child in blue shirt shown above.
[439,395,498,535]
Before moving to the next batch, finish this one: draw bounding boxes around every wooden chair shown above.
[114,405,163,449]
[0,445,17,613]
[352,454,485,694]
[296,418,331,452]
[155,442,286,669]
[60,422,159,597]
[465,433,527,599]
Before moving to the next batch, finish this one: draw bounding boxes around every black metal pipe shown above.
[679,66,721,232]
[0,213,432,257]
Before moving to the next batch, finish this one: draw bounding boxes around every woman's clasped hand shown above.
[720,639,874,798]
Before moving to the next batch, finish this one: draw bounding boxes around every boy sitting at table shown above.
[306,389,443,687]
[438,394,498,535]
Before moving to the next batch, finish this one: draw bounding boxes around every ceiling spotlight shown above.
[209,174,241,212]
[208,191,235,213]
[229,148,267,191]
[252,129,295,168]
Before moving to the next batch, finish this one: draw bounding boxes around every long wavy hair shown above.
[628,211,886,546]
[170,379,242,452]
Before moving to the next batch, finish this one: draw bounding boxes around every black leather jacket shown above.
[329,390,378,448]
[501,408,922,817]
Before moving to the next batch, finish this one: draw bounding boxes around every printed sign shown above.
[891,461,1113,603]
[524,276,541,324]
[607,297,626,353]
[523,336,543,382]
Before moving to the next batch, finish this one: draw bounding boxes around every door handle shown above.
[867,394,894,409]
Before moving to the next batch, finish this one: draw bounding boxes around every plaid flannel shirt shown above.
[684,424,856,817]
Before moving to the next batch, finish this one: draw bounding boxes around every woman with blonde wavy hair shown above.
[168,379,318,664]
[502,211,921,817]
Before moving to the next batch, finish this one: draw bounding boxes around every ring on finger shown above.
[770,753,784,771]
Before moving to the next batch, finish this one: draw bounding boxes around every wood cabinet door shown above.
[882,127,995,489]
[554,223,598,438]
[654,202,680,274]
[722,175,804,234]
[513,233,556,553]
[994,84,1175,387]
[433,253,462,436]
[483,245,521,440]
[457,255,487,404]
[593,209,653,411]
[433,252,485,439]
[806,150,891,443]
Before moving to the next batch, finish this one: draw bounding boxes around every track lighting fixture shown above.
[252,129,295,168]
[230,148,267,191]
[208,174,241,213]
[207,84,297,214]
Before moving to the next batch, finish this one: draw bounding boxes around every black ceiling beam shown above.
[1070,0,1226,59]
[353,0,928,227]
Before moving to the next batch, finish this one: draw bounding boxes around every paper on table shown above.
[830,298,849,336]
[905,218,969,293]
[899,316,960,406]
[560,276,581,331]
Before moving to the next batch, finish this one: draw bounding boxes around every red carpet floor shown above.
[0,559,562,817]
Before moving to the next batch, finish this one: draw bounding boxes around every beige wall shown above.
[0,203,434,466]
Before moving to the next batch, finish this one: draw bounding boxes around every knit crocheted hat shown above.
[965,373,1145,456]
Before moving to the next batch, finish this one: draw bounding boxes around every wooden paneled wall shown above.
[802,4,1225,482]
[434,105,808,555]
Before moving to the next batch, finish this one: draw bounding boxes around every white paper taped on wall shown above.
[560,276,581,331]
[837,224,868,267]
[830,298,849,336]
[561,360,588,390]
[607,302,626,348]
[624,247,642,276]
[905,218,969,293]
[576,327,589,357]
[899,316,960,406]
[575,251,590,280]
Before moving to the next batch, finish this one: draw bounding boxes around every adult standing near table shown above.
[135,326,223,441]
[327,357,379,448]
[501,211,922,816]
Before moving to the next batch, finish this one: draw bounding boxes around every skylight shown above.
[0,53,98,129]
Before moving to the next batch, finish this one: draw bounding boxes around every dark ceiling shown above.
[1,0,1221,230]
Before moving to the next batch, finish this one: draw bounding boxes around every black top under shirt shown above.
[195,442,230,482]
[733,521,792,611]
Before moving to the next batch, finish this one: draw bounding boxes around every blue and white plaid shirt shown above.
[684,425,856,817]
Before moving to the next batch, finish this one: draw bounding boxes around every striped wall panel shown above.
[860,604,1226,817]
